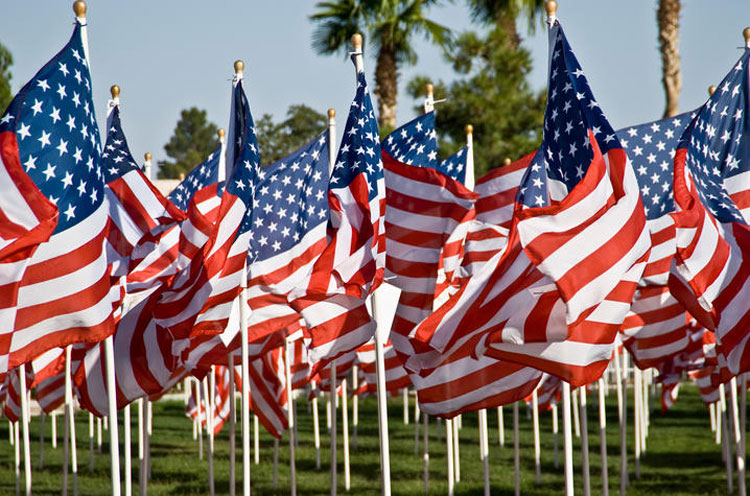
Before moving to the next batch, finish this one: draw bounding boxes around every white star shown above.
[235,179,245,190]
[17,123,31,140]
[272,240,282,251]
[38,130,51,148]
[72,92,81,108]
[23,155,37,170]
[42,163,56,180]
[56,138,69,156]
[58,62,69,77]
[61,171,74,188]
[89,188,98,203]
[64,204,76,220]
[49,106,61,123]
[31,99,44,115]
[56,83,67,100]
[77,180,87,196]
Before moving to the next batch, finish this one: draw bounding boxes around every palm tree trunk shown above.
[657,0,681,118]
[374,46,398,130]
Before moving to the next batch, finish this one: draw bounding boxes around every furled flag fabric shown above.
[248,346,288,438]
[410,22,650,386]
[289,60,385,368]
[0,21,118,375]
[101,100,185,291]
[669,47,750,375]
[35,368,66,414]
[155,74,259,341]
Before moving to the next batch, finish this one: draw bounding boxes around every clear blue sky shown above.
[1,1,747,168]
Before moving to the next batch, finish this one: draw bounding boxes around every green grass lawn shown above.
[0,382,740,495]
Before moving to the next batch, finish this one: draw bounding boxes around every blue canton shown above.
[331,67,382,202]
[167,144,221,211]
[518,24,620,208]
[101,105,140,183]
[226,79,261,234]
[680,50,750,224]
[0,23,103,233]
[382,112,438,168]
[439,146,468,184]
[244,131,329,263]
[618,112,693,220]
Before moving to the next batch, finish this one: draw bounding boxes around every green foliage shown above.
[0,41,13,115]
[408,25,545,178]
[467,0,547,33]
[257,104,328,164]
[157,107,218,179]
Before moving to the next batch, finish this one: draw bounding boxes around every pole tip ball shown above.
[503,158,512,167]
[465,124,473,135]
[328,108,336,119]
[425,83,434,97]
[73,1,86,17]
[144,152,152,162]
[217,128,226,139]
[351,33,363,51]
[545,0,558,16]
[234,60,245,74]
[744,27,750,43]
[110,85,120,99]
[708,85,717,96]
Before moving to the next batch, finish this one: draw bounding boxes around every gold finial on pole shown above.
[110,85,120,100]
[217,128,226,140]
[545,1,558,18]
[73,1,86,18]
[144,152,152,162]
[503,157,512,167]
[234,60,245,75]
[744,27,750,48]
[465,124,473,136]
[328,108,336,119]
[351,33,363,52]
[708,85,717,96]
[426,83,434,99]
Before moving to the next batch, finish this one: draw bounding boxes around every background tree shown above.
[311,0,452,131]
[657,0,681,117]
[0,41,13,114]
[157,107,218,179]
[408,25,545,177]
[466,0,546,47]
[257,104,328,164]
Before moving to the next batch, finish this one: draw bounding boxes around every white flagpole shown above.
[210,367,217,456]
[453,413,461,482]
[63,345,78,496]
[124,403,131,496]
[598,378,609,496]
[97,417,103,454]
[238,259,251,496]
[740,373,747,496]
[146,400,152,481]
[562,382,574,496]
[272,438,279,489]
[513,401,520,496]
[552,403,559,469]
[572,388,581,438]
[710,401,717,433]
[14,420,20,496]
[313,395,321,470]
[326,396,332,434]
[498,406,505,447]
[403,387,409,425]
[9,419,13,447]
[717,400,723,446]
[253,414,260,464]
[330,360,338,496]
[184,378,191,407]
[730,376,744,496]
[104,335,122,496]
[138,399,146,496]
[284,338,297,496]
[613,350,627,494]
[580,386,591,496]
[229,354,237,496]
[532,391,541,484]
[196,378,204,460]
[720,384,734,494]
[634,367,641,479]
[413,399,421,455]
[341,378,350,492]
[203,378,215,496]
[52,411,57,449]
[19,365,32,496]
[479,409,490,496]
[351,367,359,450]
[445,418,455,496]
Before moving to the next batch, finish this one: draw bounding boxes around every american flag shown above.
[168,144,221,212]
[102,101,185,292]
[0,21,119,376]
[354,338,410,396]
[155,75,259,341]
[35,368,66,414]
[247,345,288,438]
[410,22,650,386]
[185,366,239,436]
[290,61,385,369]
[669,48,750,376]
[438,146,469,184]
[525,373,563,412]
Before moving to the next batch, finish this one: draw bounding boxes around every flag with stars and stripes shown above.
[168,145,221,212]
[289,60,385,369]
[438,146,469,184]
[154,75,260,343]
[380,112,478,378]
[101,101,185,291]
[670,47,750,376]
[0,21,120,376]
[408,22,650,386]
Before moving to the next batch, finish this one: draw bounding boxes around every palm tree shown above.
[657,0,681,117]
[311,0,452,130]
[466,0,546,47]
